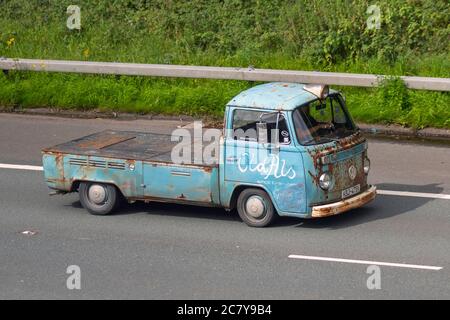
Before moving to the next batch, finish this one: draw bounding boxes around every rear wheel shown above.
[79,182,119,215]
[237,188,277,227]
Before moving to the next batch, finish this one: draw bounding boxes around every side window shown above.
[232,110,263,142]
[262,113,291,144]
[232,109,291,144]
[278,118,291,144]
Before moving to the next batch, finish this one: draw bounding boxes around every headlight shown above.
[319,173,332,190]
[364,157,370,175]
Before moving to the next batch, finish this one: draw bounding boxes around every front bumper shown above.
[311,185,377,218]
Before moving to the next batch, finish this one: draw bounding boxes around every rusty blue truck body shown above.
[42,82,376,227]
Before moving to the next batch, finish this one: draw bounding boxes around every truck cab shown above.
[222,82,376,226]
[42,82,376,227]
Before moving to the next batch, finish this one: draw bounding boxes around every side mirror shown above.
[256,122,268,144]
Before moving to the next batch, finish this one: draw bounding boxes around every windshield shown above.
[292,94,357,145]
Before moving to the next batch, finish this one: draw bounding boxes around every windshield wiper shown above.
[303,137,338,145]
[302,138,317,146]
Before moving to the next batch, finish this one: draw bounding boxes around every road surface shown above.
[0,113,449,299]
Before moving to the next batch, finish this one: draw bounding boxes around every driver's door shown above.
[223,108,307,214]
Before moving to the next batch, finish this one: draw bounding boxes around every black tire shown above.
[237,188,277,227]
[79,182,119,216]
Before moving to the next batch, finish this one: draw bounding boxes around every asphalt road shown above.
[0,113,449,299]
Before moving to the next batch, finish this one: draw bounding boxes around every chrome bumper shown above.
[311,185,377,218]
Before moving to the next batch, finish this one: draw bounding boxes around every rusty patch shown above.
[202,166,213,173]
[308,170,320,187]
[310,132,366,161]
[306,132,366,190]
[335,132,366,152]
[120,181,133,190]
[55,152,65,181]
[311,186,376,218]
[77,134,136,149]
[46,178,66,183]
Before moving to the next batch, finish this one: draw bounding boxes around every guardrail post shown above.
[0,57,8,75]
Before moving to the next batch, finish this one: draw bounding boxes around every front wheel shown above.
[79,182,119,215]
[237,188,277,227]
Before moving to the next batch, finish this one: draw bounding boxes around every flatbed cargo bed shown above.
[42,130,217,167]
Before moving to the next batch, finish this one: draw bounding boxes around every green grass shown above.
[0,0,449,128]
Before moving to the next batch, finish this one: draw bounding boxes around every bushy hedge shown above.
[0,0,449,128]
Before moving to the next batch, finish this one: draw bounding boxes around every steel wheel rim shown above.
[245,195,266,219]
[88,184,108,205]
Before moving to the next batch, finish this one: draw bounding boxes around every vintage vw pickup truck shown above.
[42,82,376,227]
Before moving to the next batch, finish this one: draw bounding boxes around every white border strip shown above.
[377,189,450,200]
[0,163,43,171]
[288,255,443,271]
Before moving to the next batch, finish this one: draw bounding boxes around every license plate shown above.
[342,184,360,199]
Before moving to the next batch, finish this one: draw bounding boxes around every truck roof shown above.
[227,82,338,111]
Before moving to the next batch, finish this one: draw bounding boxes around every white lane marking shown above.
[288,254,443,271]
[0,163,43,171]
[377,189,450,200]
